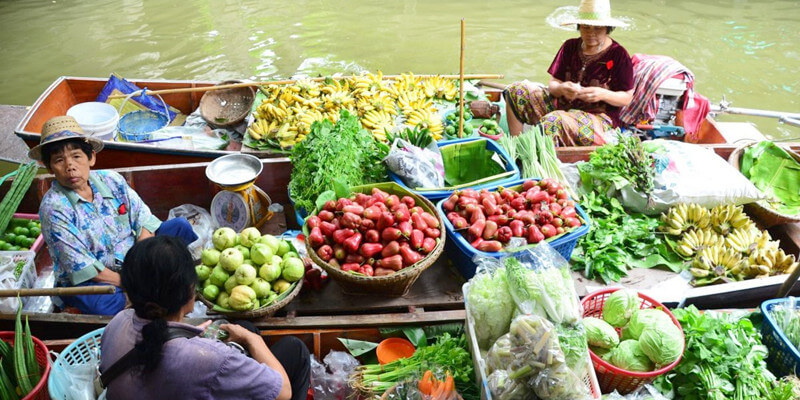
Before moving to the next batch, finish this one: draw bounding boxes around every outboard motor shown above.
[636,76,687,139]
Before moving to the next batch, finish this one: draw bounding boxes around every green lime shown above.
[30,227,41,237]
[4,233,16,243]
[24,237,35,248]
[12,227,24,236]
[20,247,29,251]
[8,245,19,251]
[17,227,29,237]
[0,243,10,251]
[27,221,38,229]
[14,236,27,246]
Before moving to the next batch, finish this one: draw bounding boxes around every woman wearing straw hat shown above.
[504,0,634,146]
[30,116,198,316]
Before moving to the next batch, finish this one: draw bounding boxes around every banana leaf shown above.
[439,139,507,186]
[742,141,800,215]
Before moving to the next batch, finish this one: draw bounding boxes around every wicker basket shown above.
[305,182,446,297]
[728,142,800,228]
[198,278,302,320]
[199,80,256,127]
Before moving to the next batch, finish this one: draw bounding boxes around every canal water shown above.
[0,0,798,140]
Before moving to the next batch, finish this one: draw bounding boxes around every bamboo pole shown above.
[106,73,504,99]
[0,285,117,298]
[777,264,800,298]
[458,19,466,139]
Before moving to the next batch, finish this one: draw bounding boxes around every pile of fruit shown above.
[443,106,474,138]
[478,120,502,139]
[248,72,462,149]
[0,218,41,252]
[660,203,799,286]
[196,227,305,312]
[306,188,442,277]
[442,179,582,252]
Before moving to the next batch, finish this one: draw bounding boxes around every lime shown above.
[24,237,35,248]
[27,221,38,230]
[0,243,10,251]
[4,233,16,243]
[30,227,41,237]
[8,245,19,251]
[17,227,29,237]
[13,227,24,236]
[20,247,29,251]
[14,236,27,246]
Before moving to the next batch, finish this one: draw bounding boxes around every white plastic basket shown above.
[0,250,36,312]
[463,281,601,400]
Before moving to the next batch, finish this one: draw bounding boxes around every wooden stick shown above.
[458,19,466,139]
[0,285,117,298]
[777,265,800,298]
[107,73,505,99]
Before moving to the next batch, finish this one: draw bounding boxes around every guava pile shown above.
[196,227,305,312]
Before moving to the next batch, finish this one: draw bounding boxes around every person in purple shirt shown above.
[100,236,310,400]
[504,0,634,146]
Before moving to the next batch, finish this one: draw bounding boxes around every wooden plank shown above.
[280,260,466,316]
[252,310,466,330]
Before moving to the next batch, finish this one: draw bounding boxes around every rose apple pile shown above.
[196,227,304,311]
[442,178,581,252]
[306,188,441,277]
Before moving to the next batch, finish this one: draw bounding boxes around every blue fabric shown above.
[155,217,198,245]
[60,217,198,315]
[60,281,127,316]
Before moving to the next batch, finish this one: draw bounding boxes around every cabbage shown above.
[467,267,515,350]
[639,324,684,367]
[602,289,639,328]
[505,258,580,325]
[609,340,653,372]
[622,308,674,340]
[584,317,620,349]
[589,345,613,360]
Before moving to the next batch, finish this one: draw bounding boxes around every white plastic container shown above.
[67,102,119,141]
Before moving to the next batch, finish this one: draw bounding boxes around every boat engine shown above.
[637,77,687,139]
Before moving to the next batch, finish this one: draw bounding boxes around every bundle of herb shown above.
[579,133,655,202]
[571,191,683,283]
[289,110,388,212]
[653,306,790,400]
[498,127,576,198]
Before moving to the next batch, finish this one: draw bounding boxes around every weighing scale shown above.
[205,154,273,232]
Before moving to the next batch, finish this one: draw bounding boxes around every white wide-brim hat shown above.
[561,0,629,28]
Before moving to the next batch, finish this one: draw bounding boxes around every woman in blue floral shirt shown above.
[30,116,198,315]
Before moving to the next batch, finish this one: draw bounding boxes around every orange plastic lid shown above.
[376,337,416,365]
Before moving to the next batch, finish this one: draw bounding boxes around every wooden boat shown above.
[1,146,799,340]
[14,76,770,169]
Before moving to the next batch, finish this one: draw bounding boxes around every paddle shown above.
[0,285,117,298]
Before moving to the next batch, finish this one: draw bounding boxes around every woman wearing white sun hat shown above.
[504,0,634,146]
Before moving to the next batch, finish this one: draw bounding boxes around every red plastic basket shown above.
[0,331,52,400]
[580,288,684,394]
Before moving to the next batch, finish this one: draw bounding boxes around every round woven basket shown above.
[199,80,256,127]
[198,278,303,320]
[728,142,800,228]
[305,186,446,297]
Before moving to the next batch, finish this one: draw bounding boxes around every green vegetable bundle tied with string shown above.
[0,162,38,235]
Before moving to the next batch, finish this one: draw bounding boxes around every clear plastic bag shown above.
[310,351,360,400]
[383,138,445,189]
[466,254,515,350]
[167,204,215,259]
[487,369,530,400]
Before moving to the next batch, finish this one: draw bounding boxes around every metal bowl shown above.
[205,154,263,188]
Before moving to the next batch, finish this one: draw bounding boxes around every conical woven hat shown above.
[28,116,104,161]
[561,0,628,28]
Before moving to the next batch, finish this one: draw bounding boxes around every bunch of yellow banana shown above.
[748,248,799,276]
[355,92,397,117]
[690,243,745,279]
[675,228,722,257]
[247,118,280,140]
[383,72,422,99]
[710,204,751,236]
[360,110,395,142]
[660,203,710,236]
[724,226,770,255]
[293,108,325,136]
[421,75,458,101]
[405,109,443,139]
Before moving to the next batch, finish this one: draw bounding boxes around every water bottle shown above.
[201,319,230,340]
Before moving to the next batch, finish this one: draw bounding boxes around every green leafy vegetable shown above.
[505,257,581,325]
[653,306,785,400]
[289,109,388,212]
[338,338,378,357]
[571,190,684,283]
[466,267,515,350]
[579,133,655,199]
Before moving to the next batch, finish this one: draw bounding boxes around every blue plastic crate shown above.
[436,178,591,279]
[760,298,800,377]
[287,189,307,227]
[49,328,105,399]
[388,137,520,202]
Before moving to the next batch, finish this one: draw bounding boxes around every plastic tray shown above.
[436,178,591,279]
[760,297,800,377]
[463,281,601,400]
[388,137,520,201]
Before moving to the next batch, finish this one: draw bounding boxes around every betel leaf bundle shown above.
[289,109,388,213]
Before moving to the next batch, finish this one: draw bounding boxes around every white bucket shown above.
[67,102,119,141]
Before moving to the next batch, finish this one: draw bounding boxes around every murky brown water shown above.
[1,0,798,139]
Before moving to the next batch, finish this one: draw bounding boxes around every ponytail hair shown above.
[121,236,196,373]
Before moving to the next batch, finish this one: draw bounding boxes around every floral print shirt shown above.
[40,170,161,286]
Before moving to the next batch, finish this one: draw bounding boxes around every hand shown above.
[196,320,213,330]
[220,323,261,347]
[560,81,582,101]
[578,87,604,103]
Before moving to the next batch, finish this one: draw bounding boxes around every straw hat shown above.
[561,0,628,28]
[28,116,104,161]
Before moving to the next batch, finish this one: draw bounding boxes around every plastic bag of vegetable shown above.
[504,242,582,325]
[486,333,514,374]
[487,369,531,400]
[466,255,515,350]
[530,362,591,400]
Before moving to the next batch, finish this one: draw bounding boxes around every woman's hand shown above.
[220,323,262,346]
[579,87,634,107]
[578,86,605,103]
